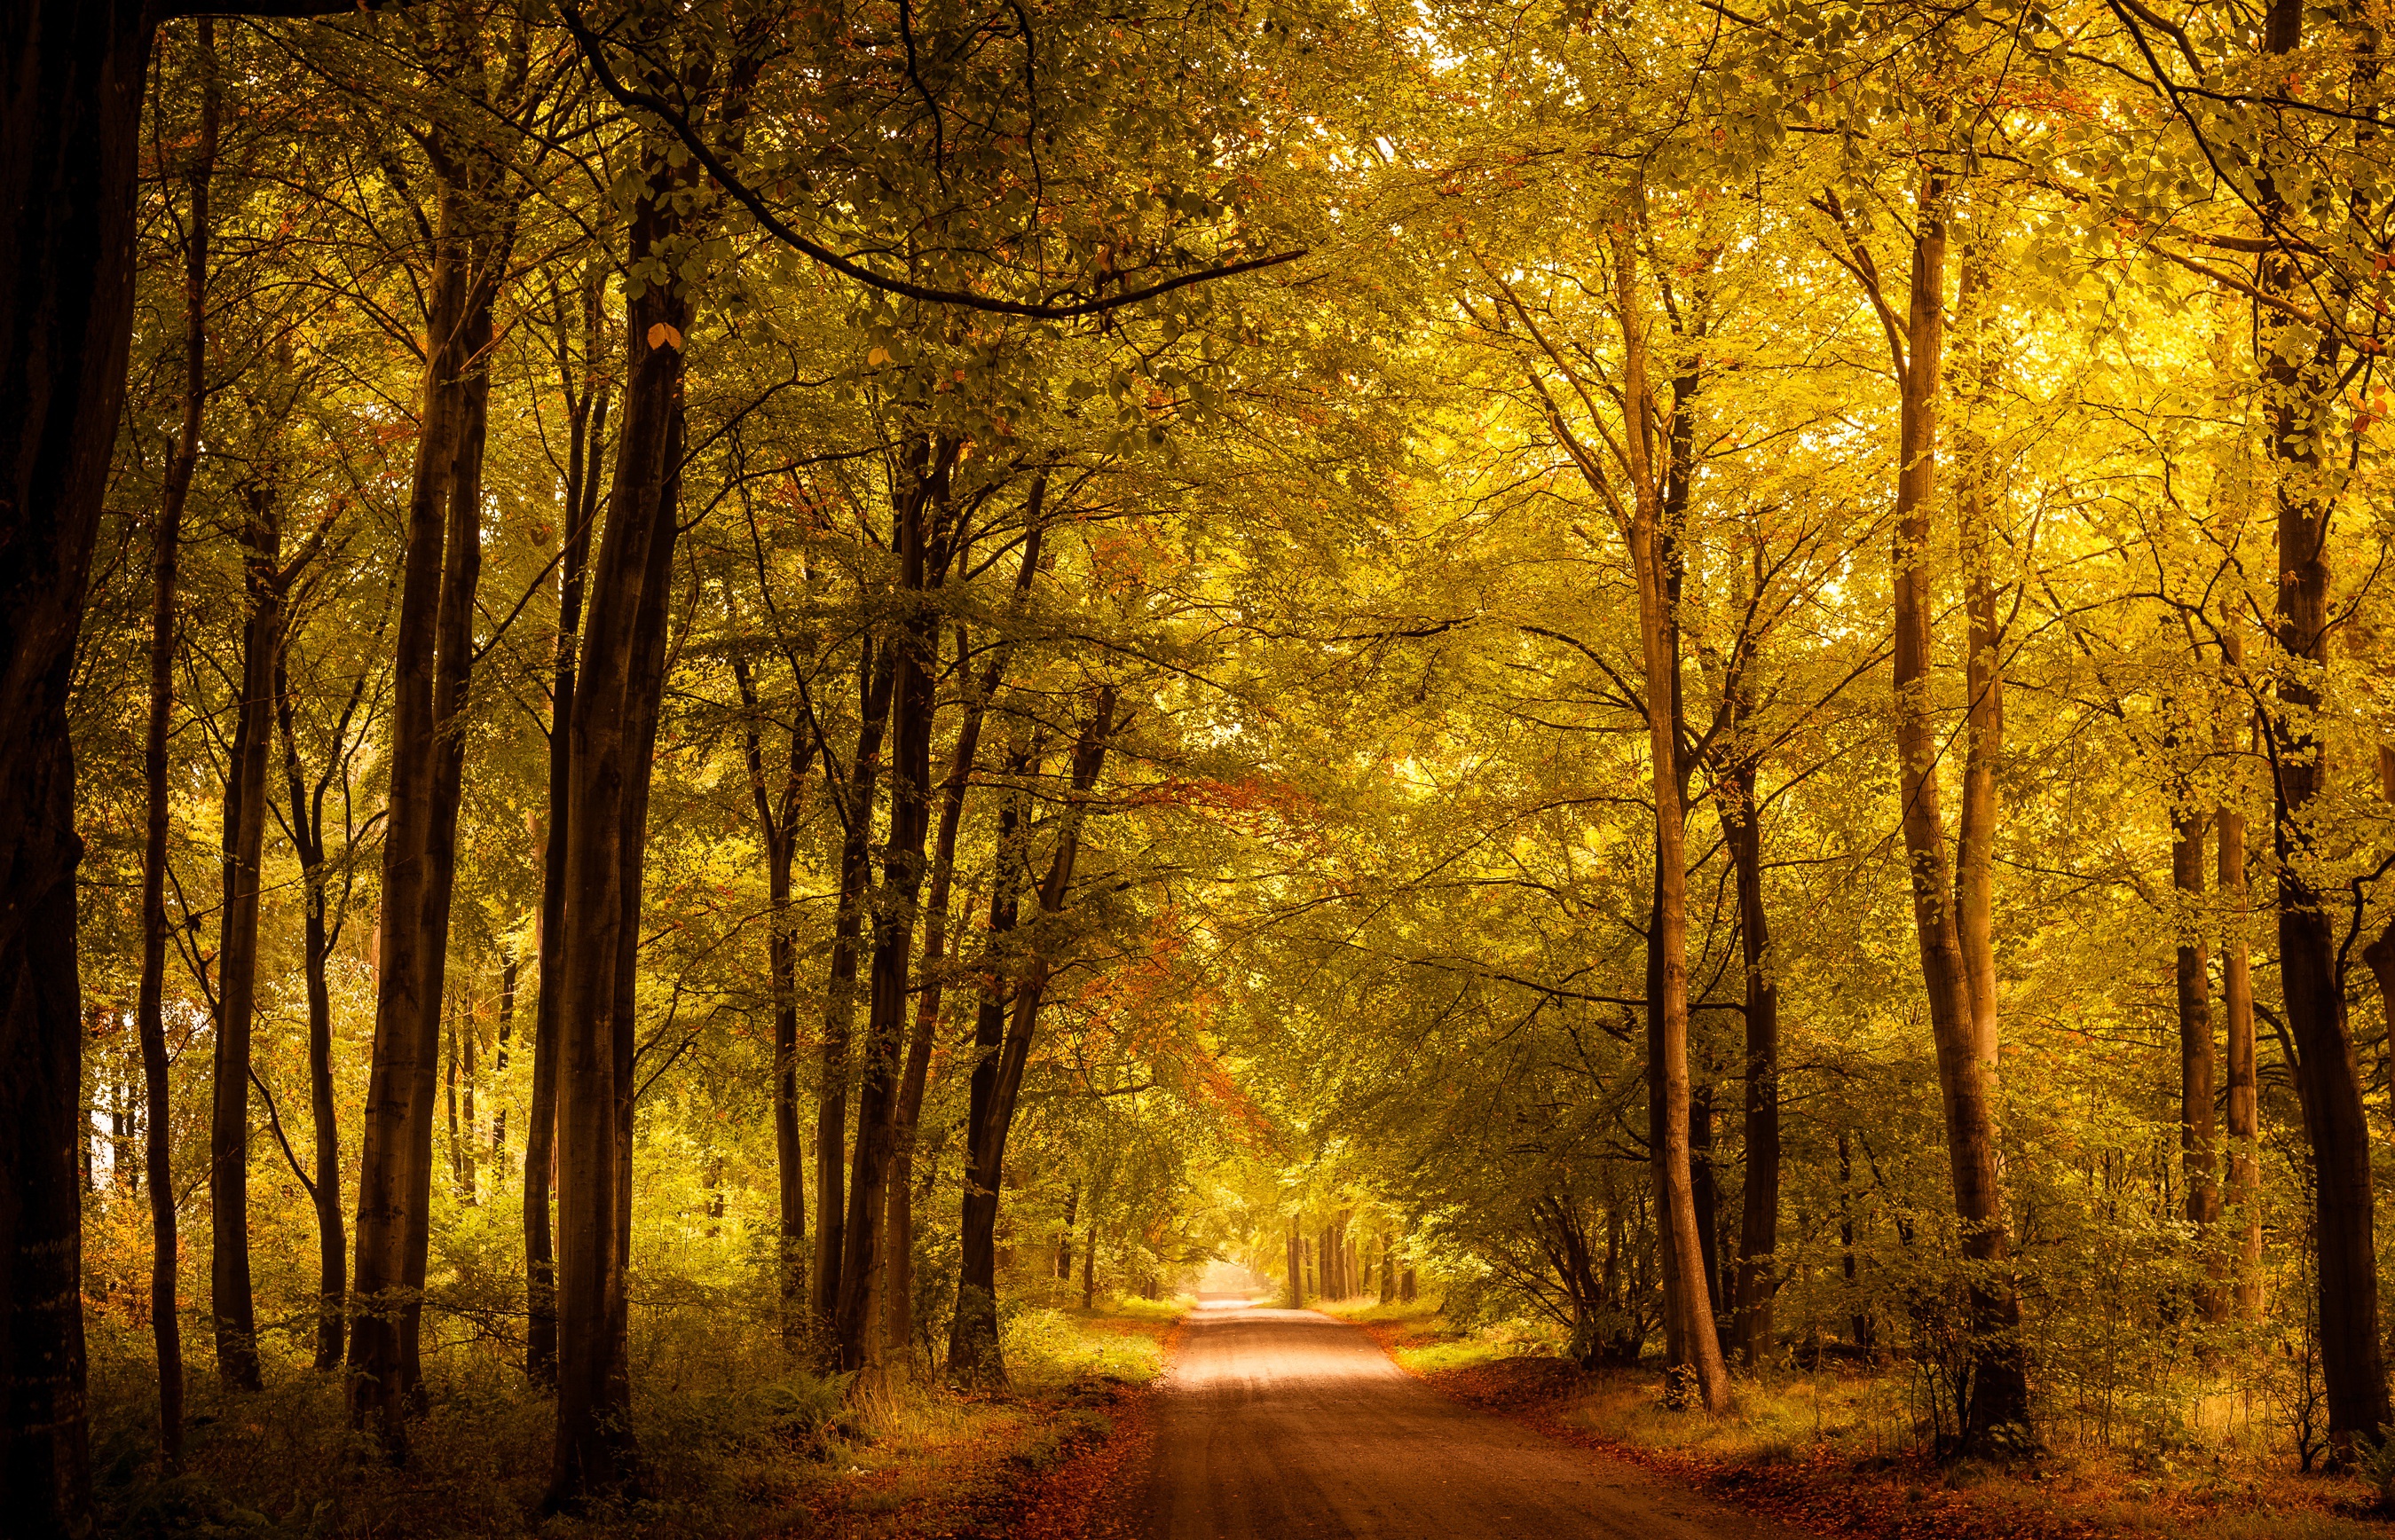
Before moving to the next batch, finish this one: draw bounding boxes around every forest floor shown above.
[82,1298,1187,1539]
[1330,1300,2391,1540]
[803,1300,1185,1539]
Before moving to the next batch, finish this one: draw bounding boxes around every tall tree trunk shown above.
[947,738,1038,1382]
[949,694,1117,1382]
[275,662,347,1373]
[210,477,282,1394]
[445,1009,461,1197]
[2219,627,2261,1319]
[547,131,693,1506]
[886,505,1044,1365]
[136,11,217,1462]
[1055,1186,1079,1281]
[1726,760,1779,1367]
[1883,193,2029,1447]
[4,4,368,1521]
[2256,0,2387,1452]
[837,443,956,1373]
[1613,226,1729,1414]
[1288,1224,1305,1308]
[812,643,896,1334]
[350,161,506,1444]
[733,652,815,1356]
[2171,788,2221,1318]
[527,341,605,1389]
[491,953,515,1162]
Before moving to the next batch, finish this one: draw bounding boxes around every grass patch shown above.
[1002,1303,1178,1389]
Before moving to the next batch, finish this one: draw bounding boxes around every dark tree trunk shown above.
[274,659,347,1373]
[946,738,1037,1383]
[210,472,284,1393]
[837,442,957,1372]
[2171,797,2221,1318]
[528,338,605,1389]
[812,642,896,1335]
[2254,0,2387,1445]
[2219,647,2262,1319]
[135,9,217,1463]
[0,3,159,1524]
[491,953,515,1161]
[732,651,816,1356]
[886,504,1042,1366]
[546,133,693,1506]
[350,158,508,1445]
[949,692,1117,1382]
[1288,1225,1306,1308]
[4,2,366,1520]
[1725,762,1779,1366]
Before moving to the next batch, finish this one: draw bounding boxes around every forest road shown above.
[1140,1303,1802,1540]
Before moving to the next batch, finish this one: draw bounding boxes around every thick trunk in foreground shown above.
[2253,0,2384,1450]
[0,4,160,1526]
[547,145,691,1507]
[5,2,370,1520]
[350,168,502,1446]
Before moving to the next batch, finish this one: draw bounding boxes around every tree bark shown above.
[528,320,606,1389]
[1881,190,2030,1447]
[210,468,284,1393]
[547,124,695,1505]
[731,649,816,1355]
[837,441,957,1372]
[2218,632,2262,1318]
[811,642,896,1335]
[1725,760,1779,1367]
[885,502,1044,1364]
[2254,0,2387,1451]
[2171,792,2221,1317]
[136,11,217,1461]
[4,3,372,1521]
[274,657,349,1373]
[1611,225,1729,1413]
[946,737,1038,1382]
[949,692,1117,1381]
[349,144,509,1442]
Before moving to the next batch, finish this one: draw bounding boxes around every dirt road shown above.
[1141,1303,1802,1540]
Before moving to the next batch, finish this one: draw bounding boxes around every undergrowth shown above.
[87,1296,1181,1539]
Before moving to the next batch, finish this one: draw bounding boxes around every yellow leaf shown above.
[647,322,682,352]
[866,346,890,366]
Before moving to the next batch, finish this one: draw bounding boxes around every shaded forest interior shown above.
[11,0,2395,1534]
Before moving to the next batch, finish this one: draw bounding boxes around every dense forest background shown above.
[9,0,2395,1532]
